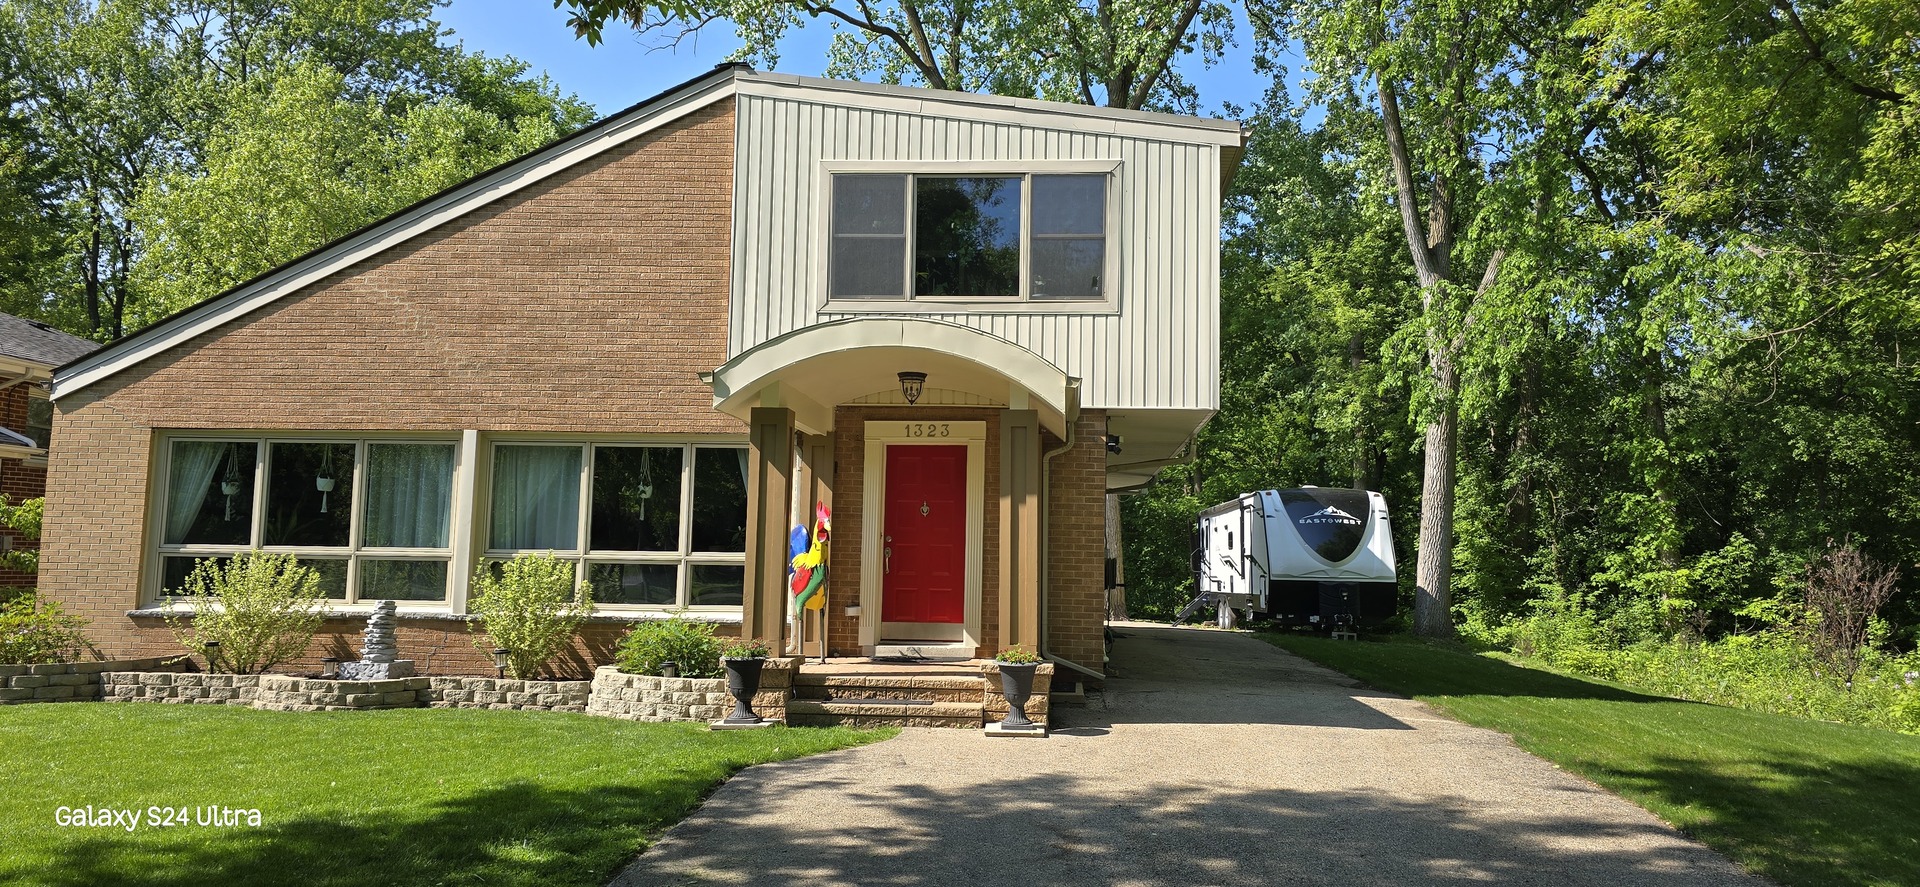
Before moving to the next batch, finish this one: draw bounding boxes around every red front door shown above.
[882,445,968,625]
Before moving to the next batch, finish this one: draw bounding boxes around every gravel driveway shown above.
[609,622,1764,886]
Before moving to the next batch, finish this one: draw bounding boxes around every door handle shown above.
[885,536,892,574]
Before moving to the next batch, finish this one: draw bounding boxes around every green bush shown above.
[468,553,593,679]
[718,637,771,659]
[163,552,325,674]
[0,593,95,664]
[616,617,722,678]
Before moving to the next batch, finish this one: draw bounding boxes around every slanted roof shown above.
[53,65,1243,399]
[0,312,98,369]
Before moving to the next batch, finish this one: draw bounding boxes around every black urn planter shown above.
[997,662,1040,728]
[722,657,767,724]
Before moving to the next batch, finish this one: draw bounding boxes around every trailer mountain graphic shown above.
[1298,506,1363,525]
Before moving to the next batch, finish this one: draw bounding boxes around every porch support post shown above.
[793,432,834,657]
[999,409,1043,651]
[744,407,795,647]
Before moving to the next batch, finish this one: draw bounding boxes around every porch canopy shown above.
[704,317,1078,437]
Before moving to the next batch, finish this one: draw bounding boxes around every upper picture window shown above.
[828,172,1108,303]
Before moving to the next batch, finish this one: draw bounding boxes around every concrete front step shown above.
[792,673,981,704]
[785,699,984,729]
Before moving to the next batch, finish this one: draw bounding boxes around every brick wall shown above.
[1045,409,1108,673]
[40,99,739,661]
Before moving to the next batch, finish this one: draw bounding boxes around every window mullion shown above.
[1020,173,1034,301]
[902,174,916,300]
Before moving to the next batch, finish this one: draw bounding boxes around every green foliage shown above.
[0,592,94,663]
[716,637,770,659]
[467,554,593,679]
[163,552,325,674]
[0,495,42,575]
[0,0,593,339]
[556,0,1230,110]
[0,704,891,887]
[993,644,1041,664]
[616,616,722,677]
[1502,599,1920,734]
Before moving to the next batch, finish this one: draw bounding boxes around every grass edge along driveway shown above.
[0,704,892,887]
[1264,633,1920,887]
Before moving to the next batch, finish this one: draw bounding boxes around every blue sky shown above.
[432,0,1280,120]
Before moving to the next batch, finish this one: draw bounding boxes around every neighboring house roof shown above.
[0,312,99,370]
[52,64,1244,399]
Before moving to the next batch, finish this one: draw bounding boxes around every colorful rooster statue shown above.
[789,503,831,614]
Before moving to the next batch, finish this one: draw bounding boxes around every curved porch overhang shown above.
[704,317,1079,437]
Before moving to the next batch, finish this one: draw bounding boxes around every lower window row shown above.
[159,556,744,608]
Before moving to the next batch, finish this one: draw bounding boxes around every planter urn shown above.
[997,662,1039,728]
[721,657,766,724]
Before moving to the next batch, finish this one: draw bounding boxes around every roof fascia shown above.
[735,74,1245,148]
[53,72,741,400]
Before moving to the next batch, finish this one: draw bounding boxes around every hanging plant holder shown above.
[316,446,336,513]
[221,445,242,521]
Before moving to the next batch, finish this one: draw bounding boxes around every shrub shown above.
[617,617,722,678]
[718,637,771,659]
[163,552,325,674]
[0,593,95,664]
[468,553,593,679]
[1802,540,1899,683]
[994,645,1042,664]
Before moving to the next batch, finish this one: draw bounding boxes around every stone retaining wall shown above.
[425,677,591,712]
[41,655,802,725]
[1,656,184,704]
[254,676,429,711]
[102,671,261,705]
[586,658,796,723]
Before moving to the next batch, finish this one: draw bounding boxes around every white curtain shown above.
[164,442,225,544]
[364,444,455,548]
[490,445,581,551]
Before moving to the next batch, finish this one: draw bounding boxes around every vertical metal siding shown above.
[729,93,1221,411]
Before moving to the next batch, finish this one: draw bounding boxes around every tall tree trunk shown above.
[84,189,102,335]
[1414,329,1461,637]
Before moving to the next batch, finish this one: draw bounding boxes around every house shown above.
[0,313,99,596]
[40,65,1241,679]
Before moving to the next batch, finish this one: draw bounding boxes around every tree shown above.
[554,0,1233,110]
[0,0,594,338]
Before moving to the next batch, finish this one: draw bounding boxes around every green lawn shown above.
[1263,633,1920,887]
[0,704,891,887]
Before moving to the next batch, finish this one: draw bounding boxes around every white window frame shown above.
[817,160,1123,314]
[149,433,462,608]
[482,440,748,611]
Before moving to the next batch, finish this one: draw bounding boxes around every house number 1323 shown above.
[903,423,951,438]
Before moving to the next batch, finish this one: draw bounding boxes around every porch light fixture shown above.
[898,371,928,405]
[1106,434,1122,454]
[491,648,510,678]
[320,657,339,678]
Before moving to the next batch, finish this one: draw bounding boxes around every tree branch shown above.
[1772,0,1907,105]
[1378,74,1442,289]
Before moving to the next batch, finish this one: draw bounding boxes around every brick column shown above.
[999,410,1042,652]
[744,407,794,646]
